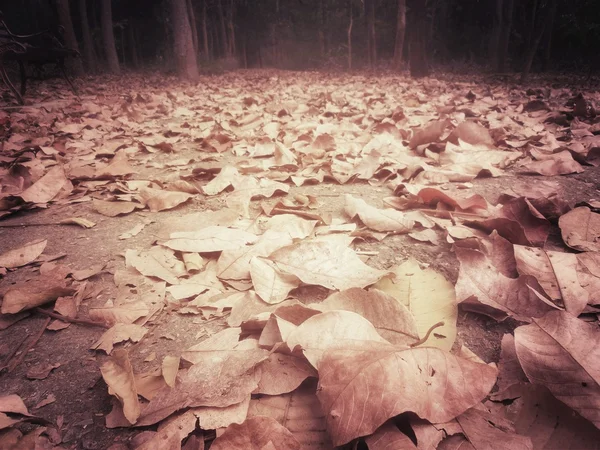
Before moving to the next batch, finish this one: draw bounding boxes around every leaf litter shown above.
[1,71,600,449]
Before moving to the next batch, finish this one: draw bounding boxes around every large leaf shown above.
[365,422,417,449]
[344,194,414,233]
[210,416,301,450]
[374,259,457,350]
[317,345,497,446]
[559,207,600,252]
[514,310,600,428]
[100,349,140,425]
[269,238,390,290]
[0,239,47,269]
[455,247,557,322]
[162,226,258,253]
[313,288,419,346]
[1,274,74,314]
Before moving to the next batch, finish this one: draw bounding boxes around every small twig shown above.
[34,308,109,329]
[355,250,379,256]
[410,321,445,347]
[7,317,51,373]
[0,222,71,228]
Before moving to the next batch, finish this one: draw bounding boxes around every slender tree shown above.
[409,0,429,77]
[521,0,557,83]
[201,0,210,59]
[227,0,236,56]
[347,0,353,70]
[78,0,97,72]
[186,0,199,55]
[497,0,514,72]
[170,0,199,79]
[55,0,84,75]
[365,0,376,68]
[393,0,406,70]
[218,0,229,56]
[100,0,120,74]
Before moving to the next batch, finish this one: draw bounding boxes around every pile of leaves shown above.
[1,71,600,449]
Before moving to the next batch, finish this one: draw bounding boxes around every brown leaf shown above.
[162,226,258,253]
[248,380,332,449]
[92,199,138,217]
[448,121,494,147]
[100,349,140,425]
[409,119,450,149]
[135,410,197,450]
[514,310,600,428]
[139,187,193,212]
[181,327,242,364]
[0,239,47,269]
[269,238,390,290]
[192,398,250,431]
[454,407,532,450]
[26,363,61,380]
[520,150,584,176]
[254,353,317,395]
[344,194,414,233]
[455,247,557,322]
[250,257,300,304]
[91,324,148,354]
[125,248,184,285]
[20,165,69,203]
[317,345,497,446]
[286,310,388,368]
[313,288,419,346]
[1,274,74,314]
[364,422,417,449]
[210,416,301,450]
[490,334,529,401]
[136,349,268,426]
[514,246,588,315]
[58,217,96,228]
[559,207,600,252]
[162,356,180,388]
[507,384,600,449]
[94,151,137,178]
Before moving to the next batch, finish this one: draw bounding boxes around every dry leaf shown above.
[374,259,457,350]
[58,217,96,228]
[135,410,197,450]
[491,334,529,401]
[286,310,388,368]
[269,238,390,290]
[250,257,300,304]
[100,349,141,425]
[364,422,417,449]
[139,187,193,212]
[91,324,148,354]
[92,199,138,217]
[514,310,600,428]
[313,288,419,346]
[0,239,47,269]
[559,207,600,252]
[162,226,258,253]
[162,355,180,388]
[455,247,557,322]
[125,248,184,285]
[193,397,250,430]
[345,194,414,233]
[317,345,497,446]
[20,165,68,203]
[254,353,317,395]
[26,363,61,380]
[1,274,74,314]
[210,416,301,450]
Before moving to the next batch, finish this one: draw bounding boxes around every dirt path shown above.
[1,70,599,449]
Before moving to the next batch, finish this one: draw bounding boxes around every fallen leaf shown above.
[58,217,96,228]
[514,310,600,428]
[491,334,529,401]
[344,194,414,233]
[364,422,417,449]
[250,257,300,304]
[409,119,450,149]
[162,355,180,388]
[33,394,56,409]
[317,345,497,446]
[139,187,193,212]
[100,349,140,425]
[135,410,197,450]
[1,274,74,314]
[210,416,301,450]
[20,165,68,203]
[193,397,250,430]
[559,207,600,252]
[374,259,457,350]
[286,310,389,368]
[162,226,258,253]
[269,238,390,291]
[91,324,148,354]
[92,199,138,217]
[254,353,317,395]
[455,247,557,322]
[0,239,47,269]
[125,248,184,285]
[312,288,419,346]
[448,121,494,148]
[26,363,61,380]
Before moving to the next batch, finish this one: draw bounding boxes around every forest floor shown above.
[0,69,600,450]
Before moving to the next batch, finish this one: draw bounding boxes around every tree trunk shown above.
[55,0,84,75]
[497,0,514,72]
[100,0,120,74]
[490,0,503,70]
[542,0,558,71]
[318,0,326,60]
[347,0,353,70]
[201,0,210,59]
[128,23,139,68]
[186,0,199,55]
[217,0,229,56]
[170,0,199,80]
[393,0,406,70]
[227,0,236,56]
[521,0,556,83]
[409,1,429,77]
[365,0,376,68]
[78,0,97,72]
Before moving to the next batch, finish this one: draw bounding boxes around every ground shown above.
[0,70,599,449]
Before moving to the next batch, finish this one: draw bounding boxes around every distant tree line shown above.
[1,0,598,81]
